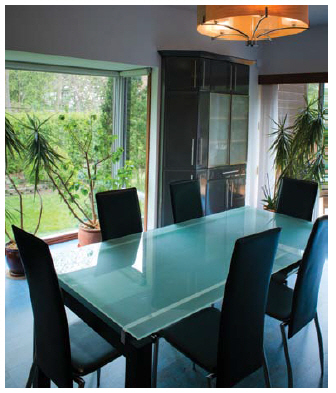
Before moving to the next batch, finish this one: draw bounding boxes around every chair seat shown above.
[266,280,294,322]
[69,321,121,376]
[161,307,220,373]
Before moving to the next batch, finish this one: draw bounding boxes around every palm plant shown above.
[263,96,327,210]
[5,115,60,243]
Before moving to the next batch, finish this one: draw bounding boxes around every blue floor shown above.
[5,239,328,388]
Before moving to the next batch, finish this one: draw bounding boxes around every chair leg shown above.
[314,313,324,376]
[280,322,293,388]
[206,373,215,388]
[97,368,101,388]
[74,376,85,388]
[262,348,271,388]
[152,336,159,388]
[26,362,37,388]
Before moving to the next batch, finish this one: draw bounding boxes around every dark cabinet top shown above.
[158,50,255,66]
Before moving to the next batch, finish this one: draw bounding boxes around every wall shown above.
[5,5,328,225]
[5,5,258,67]
[257,24,328,75]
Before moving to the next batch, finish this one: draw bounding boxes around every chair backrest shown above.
[216,227,281,388]
[276,177,318,221]
[288,215,328,338]
[96,187,143,241]
[170,179,203,224]
[12,225,73,388]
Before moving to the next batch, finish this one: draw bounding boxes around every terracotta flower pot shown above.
[78,224,102,247]
[5,243,25,278]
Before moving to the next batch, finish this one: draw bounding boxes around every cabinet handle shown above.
[191,138,195,165]
[222,170,239,175]
[198,137,203,166]
[191,173,194,180]
[194,60,197,88]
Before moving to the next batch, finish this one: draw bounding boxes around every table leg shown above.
[125,341,152,387]
[32,366,51,388]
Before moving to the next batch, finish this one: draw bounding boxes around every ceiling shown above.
[175,5,328,27]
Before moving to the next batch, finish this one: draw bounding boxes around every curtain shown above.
[257,85,278,209]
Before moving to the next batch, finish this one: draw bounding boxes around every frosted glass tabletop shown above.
[54,206,313,340]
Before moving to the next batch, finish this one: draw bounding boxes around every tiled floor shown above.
[5,240,328,388]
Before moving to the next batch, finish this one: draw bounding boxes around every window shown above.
[5,66,150,242]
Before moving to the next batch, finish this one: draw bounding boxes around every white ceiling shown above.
[173,5,328,27]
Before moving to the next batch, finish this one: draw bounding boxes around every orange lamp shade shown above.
[197,5,309,45]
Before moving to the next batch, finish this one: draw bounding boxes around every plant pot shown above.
[263,206,276,213]
[78,224,102,247]
[5,243,25,278]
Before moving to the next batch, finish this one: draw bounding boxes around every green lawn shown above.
[5,187,146,243]
[5,190,80,242]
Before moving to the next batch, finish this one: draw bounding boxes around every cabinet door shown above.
[163,91,198,170]
[164,57,199,90]
[206,178,229,215]
[233,64,249,95]
[210,60,232,93]
[197,92,210,169]
[230,176,246,209]
[208,93,231,168]
[160,170,197,227]
[229,95,249,165]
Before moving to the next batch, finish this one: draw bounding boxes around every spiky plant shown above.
[263,95,327,210]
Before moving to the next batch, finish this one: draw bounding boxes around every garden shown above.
[5,69,148,243]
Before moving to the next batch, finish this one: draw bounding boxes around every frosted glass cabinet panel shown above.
[230,95,249,164]
[208,93,230,167]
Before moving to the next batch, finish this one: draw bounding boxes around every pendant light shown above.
[197,5,309,46]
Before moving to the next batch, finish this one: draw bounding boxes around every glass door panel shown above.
[208,93,230,168]
[230,95,248,164]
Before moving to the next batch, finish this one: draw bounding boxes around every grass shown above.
[5,190,81,242]
[5,183,146,243]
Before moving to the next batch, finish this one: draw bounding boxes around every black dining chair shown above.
[170,179,203,224]
[152,227,281,388]
[12,225,121,388]
[266,215,328,388]
[272,177,318,284]
[96,187,143,241]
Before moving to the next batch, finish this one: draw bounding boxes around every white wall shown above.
[5,5,328,225]
[5,5,258,67]
[257,24,328,75]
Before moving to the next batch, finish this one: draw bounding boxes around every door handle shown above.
[191,138,195,166]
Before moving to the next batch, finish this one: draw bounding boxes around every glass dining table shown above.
[53,206,313,387]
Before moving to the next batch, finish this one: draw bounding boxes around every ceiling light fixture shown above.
[197,5,309,46]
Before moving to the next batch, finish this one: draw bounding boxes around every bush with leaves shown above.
[262,96,327,210]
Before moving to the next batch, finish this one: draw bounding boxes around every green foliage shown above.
[269,114,293,174]
[263,95,327,210]
[261,174,277,211]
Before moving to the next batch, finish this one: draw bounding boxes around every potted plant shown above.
[5,115,60,277]
[33,114,133,246]
[262,96,327,210]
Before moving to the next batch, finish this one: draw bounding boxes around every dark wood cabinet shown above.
[158,51,251,227]
[210,60,232,93]
[164,57,211,91]
[163,91,199,170]
[233,63,249,95]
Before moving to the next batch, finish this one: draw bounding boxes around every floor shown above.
[5,240,328,388]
